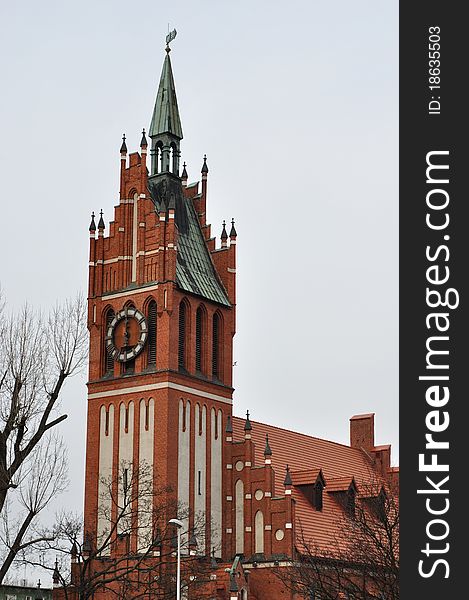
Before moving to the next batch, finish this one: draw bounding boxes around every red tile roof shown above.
[290,468,324,486]
[232,416,389,554]
[325,477,356,493]
[232,417,375,495]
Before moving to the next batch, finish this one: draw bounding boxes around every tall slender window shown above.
[212,313,220,379]
[148,300,157,366]
[170,143,178,174]
[347,488,356,517]
[195,306,204,373]
[178,302,186,370]
[312,481,323,511]
[155,142,163,174]
[104,309,115,375]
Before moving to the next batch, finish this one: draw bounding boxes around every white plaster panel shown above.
[255,510,264,554]
[194,404,207,553]
[137,398,154,552]
[178,400,191,552]
[97,404,114,555]
[235,479,244,554]
[118,401,134,534]
[210,409,222,558]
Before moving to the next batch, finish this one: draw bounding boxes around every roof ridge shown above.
[232,416,361,453]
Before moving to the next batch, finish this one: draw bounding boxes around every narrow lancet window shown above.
[148,300,157,366]
[178,302,186,370]
[105,309,115,375]
[195,306,204,373]
[212,313,220,379]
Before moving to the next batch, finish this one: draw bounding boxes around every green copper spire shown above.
[149,42,183,177]
[149,50,183,140]
[147,39,231,308]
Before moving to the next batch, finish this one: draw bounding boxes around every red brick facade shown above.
[57,47,398,600]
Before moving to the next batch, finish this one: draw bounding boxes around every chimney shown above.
[350,413,375,452]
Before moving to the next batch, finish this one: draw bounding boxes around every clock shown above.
[105,307,148,363]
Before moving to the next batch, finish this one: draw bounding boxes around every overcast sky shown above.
[0,0,398,527]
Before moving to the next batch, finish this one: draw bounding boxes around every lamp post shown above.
[168,518,184,600]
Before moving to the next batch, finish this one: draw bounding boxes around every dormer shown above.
[326,477,359,517]
[291,468,327,511]
[360,484,388,522]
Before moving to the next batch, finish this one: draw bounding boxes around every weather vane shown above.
[166,28,177,51]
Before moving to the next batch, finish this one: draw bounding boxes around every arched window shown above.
[155,142,163,174]
[212,312,221,380]
[104,308,115,375]
[195,306,204,373]
[178,301,187,371]
[170,143,177,174]
[147,300,157,367]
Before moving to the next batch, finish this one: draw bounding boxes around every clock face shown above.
[105,308,148,363]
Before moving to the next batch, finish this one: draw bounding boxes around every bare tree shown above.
[277,477,399,600]
[0,294,87,582]
[24,463,220,600]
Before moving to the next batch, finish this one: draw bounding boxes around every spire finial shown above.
[225,414,233,434]
[201,154,209,174]
[140,128,148,148]
[165,28,177,53]
[221,220,228,245]
[244,410,252,431]
[98,209,105,230]
[182,161,188,179]
[284,464,292,487]
[120,134,127,154]
[229,218,237,239]
[53,559,60,585]
[264,433,272,456]
[89,212,96,233]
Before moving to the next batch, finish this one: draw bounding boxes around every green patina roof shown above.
[176,198,230,307]
[148,50,227,307]
[148,176,230,307]
[149,52,183,139]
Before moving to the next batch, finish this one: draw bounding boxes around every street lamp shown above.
[168,518,184,600]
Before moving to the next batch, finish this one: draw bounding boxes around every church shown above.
[64,37,398,600]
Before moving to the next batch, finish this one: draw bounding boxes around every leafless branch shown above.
[276,473,399,600]
[0,294,86,582]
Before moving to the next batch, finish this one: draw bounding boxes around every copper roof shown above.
[149,53,183,139]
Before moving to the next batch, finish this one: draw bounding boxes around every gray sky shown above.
[0,0,398,520]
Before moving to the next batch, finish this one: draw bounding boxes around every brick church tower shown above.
[84,40,237,564]
[78,37,398,600]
